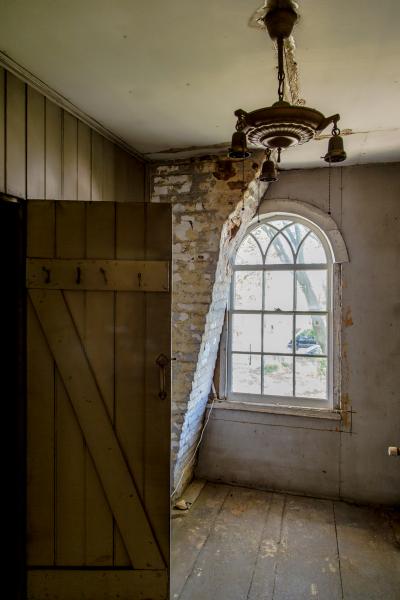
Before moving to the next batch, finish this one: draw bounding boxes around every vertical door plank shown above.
[55,202,86,565]
[62,112,78,200]
[6,72,26,198]
[77,122,91,201]
[114,203,146,565]
[27,201,55,565]
[0,67,5,193]
[85,202,115,565]
[144,203,172,563]
[45,100,62,200]
[91,131,103,201]
[27,302,55,566]
[27,87,45,199]
[103,139,114,201]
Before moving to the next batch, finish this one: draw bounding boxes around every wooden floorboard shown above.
[247,493,285,600]
[272,496,342,600]
[171,483,229,599]
[177,485,272,600]
[334,501,400,600]
[172,482,400,600]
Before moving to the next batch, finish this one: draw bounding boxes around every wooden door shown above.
[26,201,171,600]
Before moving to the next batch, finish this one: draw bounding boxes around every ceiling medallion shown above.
[228,1,347,175]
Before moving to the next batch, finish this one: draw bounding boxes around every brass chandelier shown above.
[228,1,346,180]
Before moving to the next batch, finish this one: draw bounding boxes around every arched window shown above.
[228,214,336,409]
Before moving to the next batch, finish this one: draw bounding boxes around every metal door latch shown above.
[156,353,170,401]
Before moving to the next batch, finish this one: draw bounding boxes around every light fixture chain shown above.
[328,160,332,215]
[277,37,285,101]
[241,157,245,212]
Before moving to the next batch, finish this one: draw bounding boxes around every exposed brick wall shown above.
[150,154,267,496]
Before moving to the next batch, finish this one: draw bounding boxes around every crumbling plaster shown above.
[150,154,267,496]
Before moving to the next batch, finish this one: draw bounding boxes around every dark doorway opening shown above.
[1,194,26,600]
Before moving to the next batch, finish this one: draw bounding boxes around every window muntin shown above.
[229,216,332,409]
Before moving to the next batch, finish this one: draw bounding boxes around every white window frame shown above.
[225,205,348,413]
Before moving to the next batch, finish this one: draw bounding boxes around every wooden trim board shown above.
[28,569,168,600]
[27,258,170,292]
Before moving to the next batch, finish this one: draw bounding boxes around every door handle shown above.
[156,353,170,400]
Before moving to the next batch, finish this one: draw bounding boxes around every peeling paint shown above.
[343,307,354,327]
[212,159,236,181]
[341,393,351,429]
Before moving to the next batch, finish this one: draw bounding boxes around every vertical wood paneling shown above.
[91,131,103,201]
[77,121,91,200]
[27,202,56,565]
[114,147,144,203]
[1,68,145,203]
[62,112,78,200]
[27,87,45,199]
[114,203,147,565]
[6,72,26,197]
[0,68,5,193]
[45,99,62,200]
[55,202,86,565]
[144,204,171,563]
[85,202,115,564]
[115,147,129,202]
[103,139,115,202]
[128,154,145,202]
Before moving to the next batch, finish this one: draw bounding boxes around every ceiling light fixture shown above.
[228,0,347,176]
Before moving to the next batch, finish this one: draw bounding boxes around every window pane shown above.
[252,225,276,255]
[295,315,327,355]
[284,223,310,252]
[296,270,327,311]
[268,219,293,230]
[263,356,293,396]
[295,357,327,399]
[235,235,262,265]
[232,354,261,394]
[297,232,327,264]
[232,314,261,352]
[265,233,294,264]
[264,315,293,353]
[234,271,262,310]
[265,271,294,311]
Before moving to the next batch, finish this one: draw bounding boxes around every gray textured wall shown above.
[197,163,400,506]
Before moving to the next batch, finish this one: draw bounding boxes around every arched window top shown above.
[228,209,345,410]
[252,199,349,264]
[234,216,330,267]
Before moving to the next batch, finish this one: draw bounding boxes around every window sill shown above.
[210,399,342,421]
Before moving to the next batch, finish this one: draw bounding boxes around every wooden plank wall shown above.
[0,67,145,202]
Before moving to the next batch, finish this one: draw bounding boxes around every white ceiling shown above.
[1,0,400,167]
